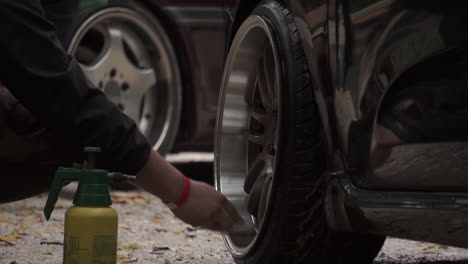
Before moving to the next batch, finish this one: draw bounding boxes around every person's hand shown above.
[171,180,243,232]
[135,150,243,232]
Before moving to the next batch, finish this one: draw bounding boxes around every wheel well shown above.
[377,48,467,122]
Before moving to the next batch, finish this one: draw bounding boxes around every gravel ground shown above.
[0,190,233,264]
[3,190,468,264]
[1,157,468,264]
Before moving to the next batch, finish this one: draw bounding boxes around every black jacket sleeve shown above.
[0,0,151,174]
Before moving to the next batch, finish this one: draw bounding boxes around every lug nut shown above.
[122,83,130,91]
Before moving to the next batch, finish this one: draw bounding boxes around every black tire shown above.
[223,1,385,263]
[65,0,182,155]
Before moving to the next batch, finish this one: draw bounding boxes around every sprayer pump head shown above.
[44,147,135,220]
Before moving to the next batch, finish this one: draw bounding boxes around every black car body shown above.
[215,0,468,263]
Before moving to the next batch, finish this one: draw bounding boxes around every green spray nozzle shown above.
[84,146,100,169]
[44,147,135,220]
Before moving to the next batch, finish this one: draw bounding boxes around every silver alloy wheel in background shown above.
[68,6,182,152]
[215,15,282,256]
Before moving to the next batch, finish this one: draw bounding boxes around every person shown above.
[0,0,242,232]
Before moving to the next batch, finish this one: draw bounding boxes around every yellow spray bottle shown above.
[44,147,135,264]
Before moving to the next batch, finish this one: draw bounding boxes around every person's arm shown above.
[0,0,149,174]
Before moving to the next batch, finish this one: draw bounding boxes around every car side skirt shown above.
[327,171,468,248]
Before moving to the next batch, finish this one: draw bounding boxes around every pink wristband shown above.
[165,177,191,210]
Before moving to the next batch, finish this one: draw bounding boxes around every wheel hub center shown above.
[103,80,121,104]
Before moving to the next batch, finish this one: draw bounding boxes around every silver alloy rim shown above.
[68,7,180,150]
[215,15,281,256]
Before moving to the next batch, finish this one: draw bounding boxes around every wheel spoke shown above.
[81,64,107,87]
[257,174,272,224]
[246,173,266,216]
[138,95,153,133]
[256,56,273,110]
[79,36,112,87]
[248,105,266,124]
[247,131,265,145]
[122,93,143,124]
[263,44,278,110]
[122,67,156,118]
[128,68,156,92]
[106,26,157,90]
[120,68,156,123]
[244,156,266,193]
[256,44,278,111]
[107,26,126,61]
[264,153,275,170]
[118,25,153,68]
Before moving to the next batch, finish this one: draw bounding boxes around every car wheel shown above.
[214,1,385,263]
[66,0,182,155]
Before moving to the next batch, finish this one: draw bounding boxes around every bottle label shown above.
[93,236,117,259]
[65,235,117,264]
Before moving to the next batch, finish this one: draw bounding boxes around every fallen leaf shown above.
[120,243,140,250]
[152,217,163,223]
[125,211,138,215]
[117,251,138,263]
[112,192,143,199]
[172,230,182,234]
[21,217,41,228]
[52,222,63,228]
[16,228,29,234]
[111,192,148,205]
[121,258,138,263]
[119,224,130,230]
[0,233,18,243]
[0,216,9,222]
[22,217,41,224]
[38,232,51,238]
[154,228,167,233]
[42,247,55,255]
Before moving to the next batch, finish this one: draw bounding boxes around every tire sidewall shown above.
[233,1,318,263]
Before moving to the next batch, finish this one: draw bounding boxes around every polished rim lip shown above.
[214,15,282,257]
[67,7,181,151]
